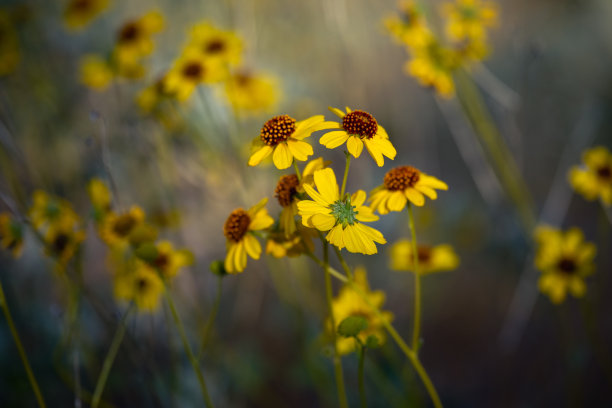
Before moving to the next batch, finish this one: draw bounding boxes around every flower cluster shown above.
[568,146,612,207]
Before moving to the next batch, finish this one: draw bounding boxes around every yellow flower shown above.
[0,11,20,76]
[390,240,459,274]
[113,257,164,312]
[406,39,459,98]
[442,0,497,42]
[164,51,226,102]
[0,212,23,257]
[149,241,194,279]
[223,198,274,273]
[223,71,280,116]
[384,1,432,49]
[98,206,146,247]
[186,22,242,66]
[29,190,80,230]
[113,11,164,75]
[64,0,110,31]
[79,55,113,90]
[534,225,596,304]
[297,168,386,255]
[43,224,86,267]
[88,178,112,220]
[136,76,170,112]
[319,107,397,167]
[369,166,448,212]
[568,146,612,206]
[329,267,393,355]
[265,226,315,259]
[248,115,328,170]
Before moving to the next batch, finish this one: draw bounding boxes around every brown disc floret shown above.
[275,174,300,207]
[417,246,432,264]
[118,22,140,43]
[224,209,250,242]
[205,39,226,54]
[384,166,420,191]
[597,165,611,180]
[182,61,204,80]
[259,115,296,146]
[557,258,577,274]
[342,110,378,139]
[113,213,137,237]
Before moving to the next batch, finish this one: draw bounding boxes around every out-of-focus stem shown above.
[358,343,367,408]
[407,204,422,353]
[293,160,302,183]
[199,276,223,357]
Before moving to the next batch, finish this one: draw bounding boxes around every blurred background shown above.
[1,0,611,406]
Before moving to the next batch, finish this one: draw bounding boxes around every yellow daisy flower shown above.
[297,168,386,255]
[248,114,328,170]
[149,240,194,279]
[223,198,274,273]
[223,70,280,116]
[79,54,113,90]
[265,226,315,259]
[113,11,164,77]
[319,107,397,167]
[43,223,86,268]
[98,206,146,247]
[0,212,24,258]
[384,0,432,49]
[369,165,448,212]
[534,225,596,304]
[390,240,459,274]
[568,146,612,206]
[113,258,164,312]
[442,0,498,42]
[164,51,226,102]
[64,0,110,31]
[88,178,112,220]
[406,38,459,98]
[0,11,20,76]
[186,22,242,66]
[329,267,393,355]
[29,190,80,230]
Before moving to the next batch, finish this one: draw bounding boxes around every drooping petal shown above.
[351,190,367,207]
[363,139,385,167]
[415,184,438,200]
[286,139,313,161]
[248,145,273,166]
[419,174,448,190]
[375,137,397,160]
[303,184,332,206]
[234,240,247,272]
[314,168,340,203]
[347,136,364,158]
[387,191,408,212]
[249,208,274,231]
[272,142,294,169]
[404,188,425,206]
[224,243,238,273]
[356,223,386,244]
[243,234,262,259]
[320,131,349,149]
[326,224,345,249]
[310,213,336,231]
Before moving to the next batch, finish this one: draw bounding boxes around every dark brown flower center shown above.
[137,277,149,291]
[259,115,296,146]
[70,0,93,12]
[205,39,226,54]
[154,253,169,269]
[417,246,431,263]
[383,166,420,191]
[118,22,140,43]
[224,209,250,242]
[597,165,611,180]
[342,110,378,139]
[557,258,577,274]
[182,61,204,80]
[275,174,300,207]
[113,214,137,237]
[52,233,70,255]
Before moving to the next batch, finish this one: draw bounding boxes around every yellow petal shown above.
[314,168,340,203]
[387,191,408,212]
[225,243,238,273]
[355,205,379,222]
[302,184,331,206]
[248,145,273,166]
[328,106,346,118]
[419,174,448,190]
[311,213,336,231]
[320,131,349,149]
[272,143,293,169]
[234,240,247,272]
[249,208,274,231]
[363,139,384,166]
[347,136,364,158]
[243,234,262,259]
[415,184,438,200]
[404,188,425,206]
[287,139,313,161]
[326,224,345,249]
[351,190,367,207]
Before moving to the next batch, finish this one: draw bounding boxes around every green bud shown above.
[337,316,368,338]
[134,242,158,263]
[210,260,227,277]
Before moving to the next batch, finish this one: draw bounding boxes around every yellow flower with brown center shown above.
[99,206,146,247]
[113,11,164,73]
[442,0,497,42]
[223,71,280,116]
[369,166,448,212]
[64,0,110,31]
[390,240,459,274]
[223,198,274,273]
[0,212,23,258]
[248,115,328,170]
[297,168,386,255]
[43,224,86,267]
[164,51,226,102]
[186,22,242,66]
[319,107,397,167]
[88,178,112,222]
[568,146,612,207]
[385,0,432,49]
[534,225,596,304]
[406,38,460,98]
[329,267,393,355]
[79,54,113,90]
[113,257,164,312]
[0,10,20,76]
[149,241,194,279]
[29,190,80,230]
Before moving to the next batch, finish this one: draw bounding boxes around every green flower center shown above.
[330,197,358,227]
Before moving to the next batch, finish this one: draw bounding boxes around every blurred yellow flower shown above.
[406,39,459,98]
[298,168,385,255]
[390,240,459,274]
[568,146,612,207]
[88,178,112,219]
[223,198,274,273]
[319,107,397,167]
[64,0,110,31]
[265,227,315,259]
[137,76,170,112]
[0,212,23,258]
[29,190,80,230]
[223,71,280,116]
[0,11,20,76]
[113,11,164,76]
[186,22,242,66]
[99,206,146,248]
[330,267,393,355]
[164,51,226,102]
[534,225,596,304]
[114,258,164,312]
[248,114,327,170]
[43,223,85,268]
[79,55,113,90]
[384,1,432,49]
[442,0,497,42]
[149,241,194,279]
[370,166,448,212]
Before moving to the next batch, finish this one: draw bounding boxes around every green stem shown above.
[323,241,349,408]
[0,280,46,408]
[407,204,422,353]
[293,160,302,183]
[91,304,134,408]
[199,276,223,358]
[358,343,367,408]
[333,245,353,280]
[164,285,214,408]
[340,153,351,198]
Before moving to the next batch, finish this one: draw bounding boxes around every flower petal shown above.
[272,142,293,169]
[248,145,273,166]
[287,139,313,161]
[320,131,349,149]
[351,190,367,207]
[243,234,262,259]
[347,136,364,158]
[314,168,340,203]
[404,188,425,206]
[310,213,336,231]
[387,191,408,212]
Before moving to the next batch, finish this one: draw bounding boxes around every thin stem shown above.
[333,245,353,280]
[91,304,134,408]
[293,160,302,183]
[0,280,46,408]
[164,285,214,408]
[323,241,349,408]
[358,342,367,408]
[340,153,351,198]
[199,276,223,358]
[407,204,422,353]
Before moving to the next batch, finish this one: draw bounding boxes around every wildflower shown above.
[298,168,385,255]
[390,240,459,274]
[265,227,315,258]
[568,146,612,206]
[88,178,112,221]
[99,206,146,247]
[79,55,113,90]
[329,267,393,355]
[64,0,110,31]
[0,10,20,76]
[43,223,85,267]
[164,51,226,102]
[534,225,596,304]
[186,22,242,66]
[137,76,170,112]
[114,258,164,312]
[319,107,397,167]
[0,212,24,257]
[223,71,280,116]
[384,1,432,49]
[29,190,80,230]
[149,241,194,279]
[223,198,274,273]
[442,0,497,42]
[248,115,328,170]
[114,11,164,72]
[406,38,459,98]
[369,166,448,212]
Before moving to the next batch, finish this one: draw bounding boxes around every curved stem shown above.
[358,343,367,408]
[164,285,214,408]
[333,245,353,280]
[91,304,134,408]
[340,153,351,198]
[323,241,349,408]
[293,160,302,183]
[407,204,422,353]
[199,276,223,358]
[0,280,46,408]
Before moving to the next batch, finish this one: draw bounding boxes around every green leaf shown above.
[337,316,368,338]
